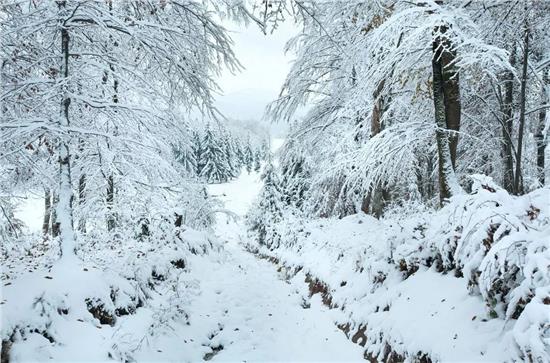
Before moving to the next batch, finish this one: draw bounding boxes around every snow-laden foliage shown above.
[267,0,550,216]
[251,176,549,362]
[1,225,221,361]
[247,155,285,248]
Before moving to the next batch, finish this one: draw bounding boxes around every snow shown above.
[13,195,43,233]
[2,166,364,362]
[255,181,550,362]
[203,167,364,361]
[209,168,263,217]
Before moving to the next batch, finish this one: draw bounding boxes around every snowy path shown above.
[184,171,364,362]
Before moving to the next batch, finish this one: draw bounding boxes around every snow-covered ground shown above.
[203,167,364,361]
[4,164,364,362]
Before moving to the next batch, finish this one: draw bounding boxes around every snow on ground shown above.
[3,166,363,362]
[258,181,550,362]
[202,167,364,361]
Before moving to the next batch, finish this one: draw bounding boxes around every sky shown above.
[214,20,299,135]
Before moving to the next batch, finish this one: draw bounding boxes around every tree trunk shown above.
[51,192,60,238]
[432,23,462,206]
[57,1,76,258]
[440,37,461,169]
[535,67,548,186]
[106,0,118,232]
[501,45,516,192]
[78,172,86,233]
[42,188,51,236]
[514,23,529,195]
[370,80,386,217]
[106,174,115,231]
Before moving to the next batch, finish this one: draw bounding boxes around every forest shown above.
[1,1,549,362]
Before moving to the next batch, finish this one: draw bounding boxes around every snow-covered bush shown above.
[251,176,550,362]
[1,224,221,362]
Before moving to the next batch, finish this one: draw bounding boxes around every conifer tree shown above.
[192,131,205,176]
[247,155,283,248]
[199,124,232,183]
[244,139,254,174]
[254,149,262,172]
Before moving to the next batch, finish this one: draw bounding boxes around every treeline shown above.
[175,123,269,184]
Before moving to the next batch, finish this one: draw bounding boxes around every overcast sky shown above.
[214,20,299,133]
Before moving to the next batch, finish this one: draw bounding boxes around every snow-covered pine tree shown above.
[244,138,254,174]
[192,130,205,176]
[199,124,232,183]
[233,138,245,171]
[253,149,262,172]
[174,139,198,176]
[222,128,239,179]
[247,154,283,249]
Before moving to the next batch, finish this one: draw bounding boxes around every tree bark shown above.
[42,188,51,236]
[57,0,76,258]
[501,45,516,193]
[51,192,60,238]
[106,174,115,231]
[432,22,461,206]
[440,37,461,168]
[106,0,118,232]
[514,23,529,195]
[370,79,388,217]
[535,67,548,186]
[78,172,86,233]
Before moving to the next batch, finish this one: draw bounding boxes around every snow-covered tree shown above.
[247,155,284,248]
[199,124,232,183]
[243,138,254,174]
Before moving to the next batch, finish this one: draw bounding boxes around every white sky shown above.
[215,20,299,131]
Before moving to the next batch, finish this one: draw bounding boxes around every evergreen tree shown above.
[247,155,283,249]
[254,149,262,172]
[199,124,232,183]
[234,138,245,171]
[222,130,239,178]
[174,140,197,176]
[244,138,254,174]
[192,131,204,176]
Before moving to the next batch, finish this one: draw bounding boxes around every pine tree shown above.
[244,139,254,174]
[247,155,283,248]
[254,149,262,172]
[174,140,197,176]
[199,124,232,183]
[222,130,239,179]
[192,131,204,176]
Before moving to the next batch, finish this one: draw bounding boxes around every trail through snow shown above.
[189,170,364,362]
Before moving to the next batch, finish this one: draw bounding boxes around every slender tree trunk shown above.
[42,188,51,236]
[514,23,529,195]
[535,67,548,186]
[369,79,388,218]
[78,172,86,233]
[501,45,516,192]
[106,0,118,231]
[432,23,462,206]
[106,174,115,231]
[51,192,60,237]
[440,37,461,169]
[57,1,76,258]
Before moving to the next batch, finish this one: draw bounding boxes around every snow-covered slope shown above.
[252,176,550,362]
